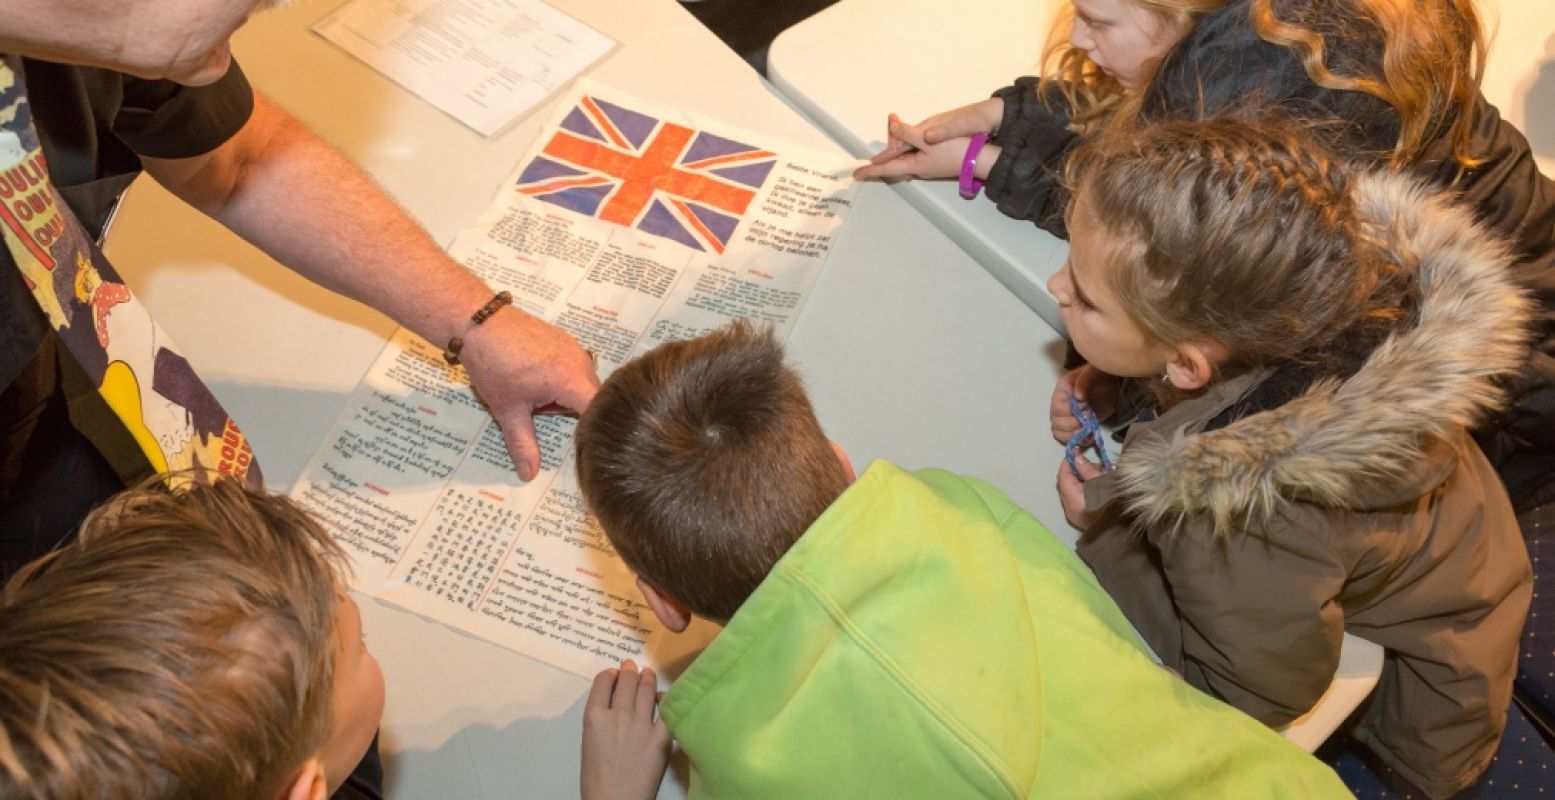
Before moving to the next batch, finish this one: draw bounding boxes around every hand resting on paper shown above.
[460,305,599,481]
[144,93,600,484]
[582,659,672,800]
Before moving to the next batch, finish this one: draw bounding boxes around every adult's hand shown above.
[145,94,601,481]
[460,308,598,481]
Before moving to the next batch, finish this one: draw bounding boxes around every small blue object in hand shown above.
[1065,394,1115,480]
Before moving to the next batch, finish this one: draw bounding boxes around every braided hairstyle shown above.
[1066,116,1417,375]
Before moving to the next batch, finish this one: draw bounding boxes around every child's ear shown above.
[636,577,692,633]
[279,758,328,800]
[1164,341,1224,391]
[829,440,856,484]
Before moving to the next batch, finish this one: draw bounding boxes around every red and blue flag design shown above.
[515,96,777,254]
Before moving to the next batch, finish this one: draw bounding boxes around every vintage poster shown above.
[291,79,858,677]
[0,58,258,487]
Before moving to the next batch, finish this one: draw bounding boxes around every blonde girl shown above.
[856,0,1555,508]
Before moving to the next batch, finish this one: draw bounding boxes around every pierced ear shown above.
[280,757,328,800]
[636,577,692,633]
[1164,342,1223,391]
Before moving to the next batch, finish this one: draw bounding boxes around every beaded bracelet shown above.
[442,290,512,365]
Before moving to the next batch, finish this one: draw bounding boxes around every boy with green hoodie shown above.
[572,320,1349,800]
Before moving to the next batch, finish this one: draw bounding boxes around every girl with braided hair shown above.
[1048,117,1532,797]
[857,0,1555,511]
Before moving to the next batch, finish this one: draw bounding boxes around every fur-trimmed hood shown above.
[1106,172,1532,537]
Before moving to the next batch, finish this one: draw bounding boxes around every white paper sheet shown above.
[291,80,859,677]
[313,0,614,136]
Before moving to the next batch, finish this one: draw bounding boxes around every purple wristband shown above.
[959,132,989,199]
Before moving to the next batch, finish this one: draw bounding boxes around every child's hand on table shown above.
[916,97,1004,144]
[861,111,919,167]
[1050,364,1116,444]
[860,98,1004,163]
[853,100,1004,181]
[582,659,672,800]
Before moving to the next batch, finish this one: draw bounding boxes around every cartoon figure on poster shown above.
[0,60,258,485]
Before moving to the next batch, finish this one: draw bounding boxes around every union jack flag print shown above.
[515,96,777,254]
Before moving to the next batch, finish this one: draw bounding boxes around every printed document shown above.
[291,80,859,677]
[313,0,614,136]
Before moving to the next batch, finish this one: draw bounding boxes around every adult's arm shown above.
[140,93,597,481]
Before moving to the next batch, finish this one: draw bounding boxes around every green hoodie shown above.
[659,462,1349,799]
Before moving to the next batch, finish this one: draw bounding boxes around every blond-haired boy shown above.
[0,478,384,799]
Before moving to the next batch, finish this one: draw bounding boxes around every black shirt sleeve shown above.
[23,58,255,237]
[114,60,256,159]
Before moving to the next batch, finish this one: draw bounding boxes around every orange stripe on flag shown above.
[519,176,611,195]
[681,150,776,170]
[541,128,758,223]
[581,96,631,150]
[671,199,725,255]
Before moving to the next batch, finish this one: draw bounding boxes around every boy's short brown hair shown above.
[574,321,848,623]
[0,477,346,799]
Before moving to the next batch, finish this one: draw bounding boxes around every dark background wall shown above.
[680,0,840,74]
